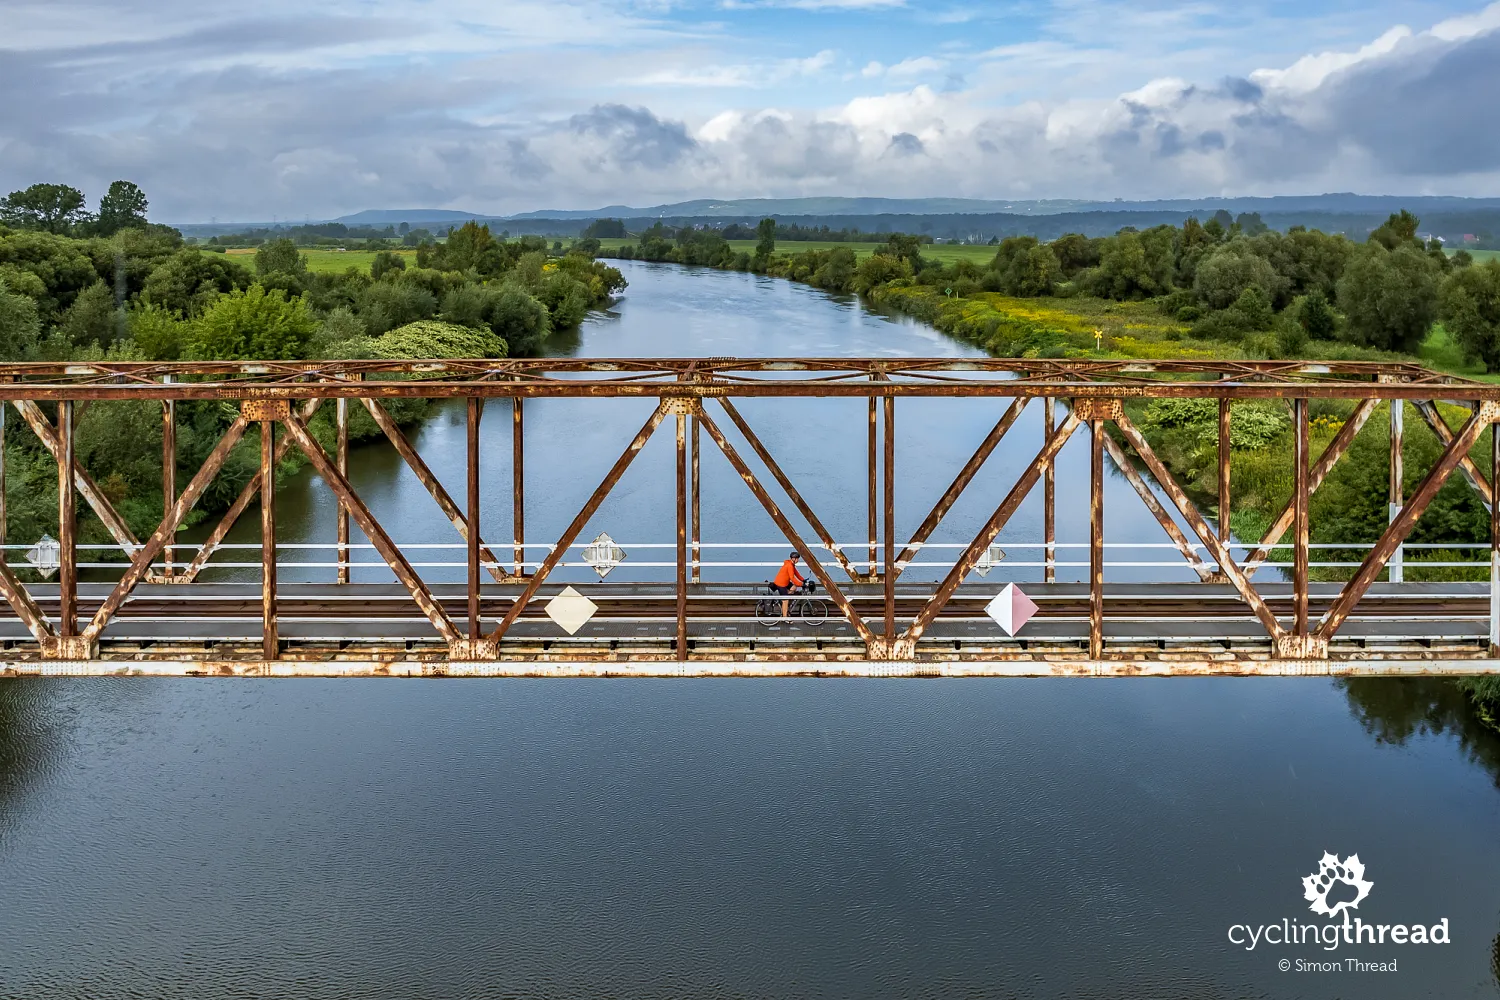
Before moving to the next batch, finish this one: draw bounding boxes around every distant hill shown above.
[335,208,488,224]
[176,194,1500,247]
[503,197,1096,220]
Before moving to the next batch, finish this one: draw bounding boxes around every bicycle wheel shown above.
[798,598,828,627]
[755,597,780,626]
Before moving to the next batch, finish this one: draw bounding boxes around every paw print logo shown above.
[1301,852,1373,918]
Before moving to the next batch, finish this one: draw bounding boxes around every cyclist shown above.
[771,552,810,618]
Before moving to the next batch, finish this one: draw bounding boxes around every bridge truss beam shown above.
[0,358,1495,673]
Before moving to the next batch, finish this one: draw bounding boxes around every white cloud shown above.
[4,0,1500,217]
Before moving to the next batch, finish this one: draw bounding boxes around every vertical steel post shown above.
[1089,417,1103,659]
[677,411,688,661]
[1218,399,1231,550]
[1389,399,1404,583]
[1294,398,1310,637]
[513,396,525,577]
[163,391,176,576]
[1491,415,1499,657]
[1044,397,1056,584]
[883,395,896,641]
[868,395,878,578]
[1,403,8,549]
[336,396,349,584]
[58,400,76,638]
[467,397,481,639]
[690,413,701,583]
[260,419,277,659]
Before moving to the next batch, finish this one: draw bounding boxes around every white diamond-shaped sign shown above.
[26,534,60,579]
[973,543,1006,577]
[984,582,1038,637]
[581,532,626,579]
[546,586,598,635]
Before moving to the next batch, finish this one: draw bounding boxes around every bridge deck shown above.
[3,581,1494,676]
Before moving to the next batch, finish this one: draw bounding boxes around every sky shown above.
[2,0,1499,221]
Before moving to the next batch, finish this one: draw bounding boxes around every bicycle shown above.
[754,582,828,627]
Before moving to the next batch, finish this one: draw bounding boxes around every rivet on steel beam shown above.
[241,399,291,422]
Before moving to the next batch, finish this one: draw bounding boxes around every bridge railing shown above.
[7,540,1498,573]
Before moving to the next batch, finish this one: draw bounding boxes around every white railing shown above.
[3,540,1494,572]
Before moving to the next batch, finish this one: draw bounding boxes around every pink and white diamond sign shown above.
[984,583,1038,637]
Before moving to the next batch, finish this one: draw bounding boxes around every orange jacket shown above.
[773,559,805,588]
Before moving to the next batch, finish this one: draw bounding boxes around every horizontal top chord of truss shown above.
[0,357,1483,401]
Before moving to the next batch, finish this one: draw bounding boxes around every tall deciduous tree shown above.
[1440,260,1500,372]
[185,285,317,360]
[755,218,776,260]
[254,237,306,277]
[1336,244,1439,353]
[0,183,90,234]
[96,181,149,235]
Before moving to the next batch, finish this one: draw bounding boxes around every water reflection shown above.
[0,680,67,814]
[1338,677,1500,786]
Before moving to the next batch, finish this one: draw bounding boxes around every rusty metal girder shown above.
[893,398,1029,575]
[717,398,863,582]
[697,404,879,648]
[901,412,1082,647]
[487,403,669,643]
[11,400,139,553]
[1316,408,1493,642]
[84,415,251,643]
[1112,410,1287,642]
[361,398,510,584]
[1413,400,1494,508]
[0,358,1487,402]
[1241,398,1379,576]
[177,398,323,582]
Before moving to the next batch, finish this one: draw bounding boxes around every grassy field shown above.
[221,248,419,274]
[594,237,998,265]
[1449,247,1500,262]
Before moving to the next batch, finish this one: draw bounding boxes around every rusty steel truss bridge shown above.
[0,357,1498,677]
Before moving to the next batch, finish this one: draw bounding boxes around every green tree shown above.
[1439,260,1500,372]
[185,285,317,360]
[371,320,505,360]
[883,233,925,268]
[581,218,627,240]
[96,181,148,235]
[754,218,776,261]
[141,249,252,315]
[126,301,190,360]
[0,183,90,233]
[1193,244,1282,310]
[1229,285,1273,331]
[1049,233,1100,276]
[1235,212,1268,236]
[1296,289,1337,340]
[1336,244,1439,353]
[0,280,41,358]
[1084,231,1170,300]
[254,238,306,277]
[1369,210,1421,250]
[59,281,120,347]
[370,250,406,281]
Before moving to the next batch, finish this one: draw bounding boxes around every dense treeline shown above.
[0,184,624,556]
[603,212,1500,371]
[205,222,438,249]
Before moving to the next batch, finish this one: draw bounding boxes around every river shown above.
[2,262,1498,998]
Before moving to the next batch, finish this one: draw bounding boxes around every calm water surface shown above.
[2,263,1499,998]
